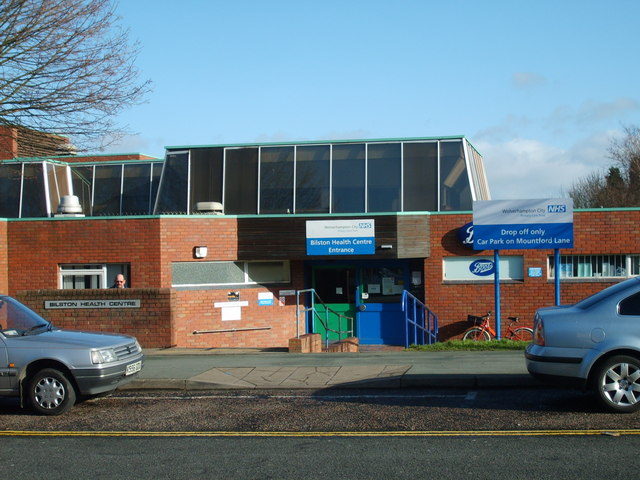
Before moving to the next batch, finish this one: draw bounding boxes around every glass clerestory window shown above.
[156,138,481,216]
[0,160,162,218]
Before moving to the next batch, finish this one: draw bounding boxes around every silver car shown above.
[0,295,144,415]
[526,277,640,413]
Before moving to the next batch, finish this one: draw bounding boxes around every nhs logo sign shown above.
[547,204,567,213]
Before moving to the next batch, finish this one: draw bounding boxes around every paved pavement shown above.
[122,348,542,391]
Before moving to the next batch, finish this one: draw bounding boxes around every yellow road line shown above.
[0,429,637,437]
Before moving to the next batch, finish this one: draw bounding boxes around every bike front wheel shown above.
[462,327,491,341]
[511,327,533,342]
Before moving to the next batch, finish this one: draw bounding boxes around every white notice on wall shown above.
[221,306,241,321]
[214,301,248,321]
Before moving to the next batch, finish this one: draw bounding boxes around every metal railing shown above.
[296,288,354,350]
[402,290,438,347]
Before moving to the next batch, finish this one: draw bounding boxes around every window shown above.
[295,145,330,213]
[440,141,470,211]
[260,146,294,214]
[620,292,640,316]
[367,143,401,212]
[403,142,438,211]
[93,164,122,215]
[22,163,48,217]
[224,147,258,214]
[59,264,130,289]
[443,256,524,281]
[189,147,223,213]
[332,144,365,213]
[632,255,640,276]
[122,163,159,215]
[549,255,639,279]
[154,151,189,214]
[0,163,22,217]
[172,261,290,287]
[362,267,406,303]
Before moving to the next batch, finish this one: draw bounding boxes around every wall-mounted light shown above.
[194,246,208,258]
[380,244,393,250]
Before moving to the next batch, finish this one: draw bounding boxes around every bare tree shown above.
[0,0,151,156]
[568,125,640,208]
[608,124,640,206]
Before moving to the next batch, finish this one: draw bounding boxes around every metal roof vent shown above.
[195,202,224,214]
[55,195,84,217]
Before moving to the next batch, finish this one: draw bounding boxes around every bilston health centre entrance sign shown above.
[306,219,375,256]
[472,198,574,337]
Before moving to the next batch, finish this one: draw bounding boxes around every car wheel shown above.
[462,327,491,341]
[594,355,640,413]
[27,368,77,416]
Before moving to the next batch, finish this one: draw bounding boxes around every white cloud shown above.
[476,133,614,200]
[512,72,546,88]
[103,133,166,157]
[547,98,640,131]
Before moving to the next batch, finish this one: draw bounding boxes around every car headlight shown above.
[91,348,118,364]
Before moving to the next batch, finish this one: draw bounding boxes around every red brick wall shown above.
[16,289,175,348]
[5,210,639,347]
[0,126,17,160]
[426,210,640,339]
[7,218,163,292]
[158,217,239,287]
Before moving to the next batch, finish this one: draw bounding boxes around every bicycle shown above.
[462,311,533,342]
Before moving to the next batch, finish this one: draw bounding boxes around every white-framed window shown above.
[172,261,290,287]
[549,255,640,279]
[443,256,524,281]
[59,264,130,289]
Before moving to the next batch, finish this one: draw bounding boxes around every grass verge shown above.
[407,339,530,351]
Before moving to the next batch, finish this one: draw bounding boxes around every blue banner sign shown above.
[473,199,574,250]
[306,219,375,255]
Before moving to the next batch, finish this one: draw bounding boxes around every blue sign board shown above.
[306,219,375,256]
[473,199,574,250]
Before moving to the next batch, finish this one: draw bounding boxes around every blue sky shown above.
[108,0,640,200]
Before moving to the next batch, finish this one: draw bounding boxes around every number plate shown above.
[125,361,142,376]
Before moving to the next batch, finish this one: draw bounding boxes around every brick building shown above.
[0,136,638,349]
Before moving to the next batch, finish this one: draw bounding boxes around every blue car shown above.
[526,277,640,412]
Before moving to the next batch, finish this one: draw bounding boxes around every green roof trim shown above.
[7,152,162,163]
[165,135,469,150]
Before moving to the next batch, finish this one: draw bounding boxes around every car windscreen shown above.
[0,296,51,335]
[575,278,640,310]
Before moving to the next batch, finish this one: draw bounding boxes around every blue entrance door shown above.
[356,265,409,345]
[356,302,405,345]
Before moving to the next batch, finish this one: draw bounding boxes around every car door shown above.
[0,336,12,392]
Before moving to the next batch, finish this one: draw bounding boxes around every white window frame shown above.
[172,260,291,287]
[548,254,640,279]
[59,264,129,289]
[443,256,524,281]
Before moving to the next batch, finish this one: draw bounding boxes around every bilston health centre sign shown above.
[306,219,375,256]
[473,198,574,250]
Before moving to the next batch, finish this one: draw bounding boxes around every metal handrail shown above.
[296,288,354,350]
[401,290,438,347]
